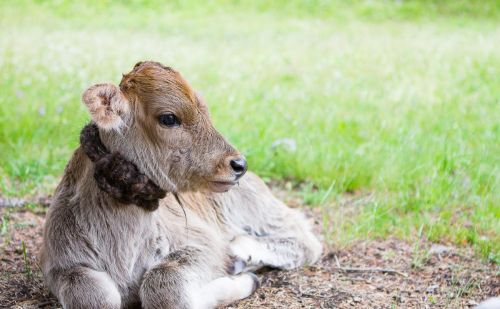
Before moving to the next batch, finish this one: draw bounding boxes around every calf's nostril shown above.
[230,158,248,177]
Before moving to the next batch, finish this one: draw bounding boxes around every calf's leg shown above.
[140,247,258,309]
[230,234,320,271]
[220,173,322,272]
[191,273,259,309]
[49,267,121,309]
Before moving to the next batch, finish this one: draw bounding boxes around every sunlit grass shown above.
[0,1,498,262]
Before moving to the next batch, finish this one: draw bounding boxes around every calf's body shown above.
[41,62,321,309]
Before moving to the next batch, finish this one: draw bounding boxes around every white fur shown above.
[89,270,122,307]
[191,273,258,309]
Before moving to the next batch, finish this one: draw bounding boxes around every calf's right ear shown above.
[82,83,130,131]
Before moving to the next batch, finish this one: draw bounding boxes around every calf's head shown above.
[82,61,246,194]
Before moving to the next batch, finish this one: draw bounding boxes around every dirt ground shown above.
[0,201,498,309]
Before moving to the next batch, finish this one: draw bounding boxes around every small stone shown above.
[393,293,406,303]
[426,284,439,294]
[463,221,473,228]
[271,138,297,153]
[429,244,452,255]
[0,197,27,208]
[467,299,478,306]
[353,296,362,303]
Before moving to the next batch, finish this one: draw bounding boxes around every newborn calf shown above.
[41,61,322,309]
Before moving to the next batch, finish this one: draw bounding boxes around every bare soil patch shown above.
[0,204,498,309]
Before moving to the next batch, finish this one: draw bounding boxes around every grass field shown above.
[0,1,499,263]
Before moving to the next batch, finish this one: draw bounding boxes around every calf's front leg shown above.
[191,273,259,309]
[140,247,259,309]
[47,266,121,309]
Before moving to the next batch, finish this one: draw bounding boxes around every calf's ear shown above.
[82,83,130,131]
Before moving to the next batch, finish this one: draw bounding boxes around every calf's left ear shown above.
[82,83,130,131]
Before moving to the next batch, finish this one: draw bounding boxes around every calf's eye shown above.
[159,113,181,127]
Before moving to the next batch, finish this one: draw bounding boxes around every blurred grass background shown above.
[0,0,499,262]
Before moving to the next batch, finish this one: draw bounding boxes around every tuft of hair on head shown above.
[82,83,130,131]
[119,61,197,105]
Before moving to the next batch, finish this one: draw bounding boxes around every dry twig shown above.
[336,266,408,278]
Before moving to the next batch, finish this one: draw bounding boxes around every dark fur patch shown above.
[80,123,166,211]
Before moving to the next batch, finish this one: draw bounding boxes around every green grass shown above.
[0,1,499,262]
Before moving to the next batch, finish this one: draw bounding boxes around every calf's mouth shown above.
[207,180,238,193]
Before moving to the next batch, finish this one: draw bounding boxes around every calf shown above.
[41,61,322,309]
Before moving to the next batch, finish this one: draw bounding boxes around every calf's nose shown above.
[230,157,247,179]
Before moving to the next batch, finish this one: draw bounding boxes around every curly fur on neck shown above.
[80,123,166,211]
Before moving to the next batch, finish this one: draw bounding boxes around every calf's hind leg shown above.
[140,247,259,309]
[222,173,322,272]
[230,234,320,271]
